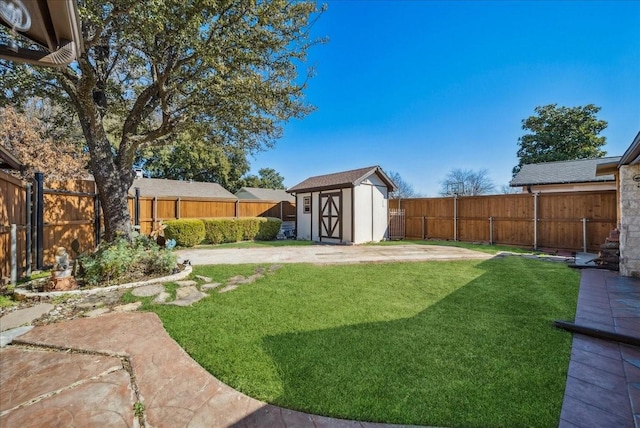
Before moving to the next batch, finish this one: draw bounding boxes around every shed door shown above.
[319,192,342,240]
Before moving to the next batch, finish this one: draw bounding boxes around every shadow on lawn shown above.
[234,257,578,427]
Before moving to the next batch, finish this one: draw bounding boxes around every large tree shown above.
[439,168,495,196]
[513,104,607,175]
[0,0,322,241]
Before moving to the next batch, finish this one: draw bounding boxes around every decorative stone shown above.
[169,287,207,306]
[83,308,111,318]
[153,292,170,304]
[195,275,212,282]
[112,302,142,313]
[132,284,164,297]
[226,275,246,285]
[201,283,221,291]
[175,280,197,287]
[176,286,198,300]
[218,285,238,293]
[45,276,78,292]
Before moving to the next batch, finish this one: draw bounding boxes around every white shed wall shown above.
[295,192,312,240]
[354,185,373,244]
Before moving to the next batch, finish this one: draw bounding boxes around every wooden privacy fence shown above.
[389,191,617,252]
[128,194,296,235]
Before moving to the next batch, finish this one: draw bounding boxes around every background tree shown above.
[439,168,495,196]
[0,107,88,182]
[240,168,286,190]
[513,104,607,175]
[139,132,251,192]
[0,0,322,241]
[499,184,520,194]
[387,171,419,199]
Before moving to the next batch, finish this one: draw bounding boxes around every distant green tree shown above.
[241,168,286,190]
[513,104,607,175]
[140,131,250,192]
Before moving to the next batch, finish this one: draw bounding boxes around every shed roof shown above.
[287,166,397,193]
[128,178,237,199]
[510,157,621,187]
[235,187,294,202]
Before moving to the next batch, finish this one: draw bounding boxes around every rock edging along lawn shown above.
[13,265,193,300]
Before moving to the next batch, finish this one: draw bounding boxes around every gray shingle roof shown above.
[510,157,621,186]
[235,187,294,202]
[287,166,397,193]
[128,178,236,199]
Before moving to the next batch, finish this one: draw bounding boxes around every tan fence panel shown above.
[0,171,27,279]
[43,181,96,266]
[393,191,616,252]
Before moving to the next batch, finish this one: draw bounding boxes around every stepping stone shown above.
[0,325,34,347]
[195,275,212,282]
[112,302,142,313]
[153,292,170,304]
[76,301,104,310]
[226,275,246,285]
[219,285,238,293]
[0,303,54,331]
[269,265,282,272]
[84,307,111,318]
[254,267,266,275]
[132,284,164,297]
[168,287,207,306]
[175,280,197,287]
[201,282,222,291]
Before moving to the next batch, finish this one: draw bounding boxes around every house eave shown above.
[619,131,640,166]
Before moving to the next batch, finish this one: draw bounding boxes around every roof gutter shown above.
[619,131,640,167]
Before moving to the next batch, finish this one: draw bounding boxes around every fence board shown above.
[0,171,27,280]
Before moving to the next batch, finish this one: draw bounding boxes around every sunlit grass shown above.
[146,257,578,427]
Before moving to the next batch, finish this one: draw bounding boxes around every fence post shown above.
[235,200,240,218]
[582,218,588,253]
[152,196,157,231]
[422,216,426,240]
[280,201,283,220]
[489,216,494,245]
[453,194,458,241]
[94,194,101,245]
[533,192,538,250]
[176,197,181,219]
[26,183,32,277]
[10,224,17,285]
[34,172,44,270]
[134,187,140,229]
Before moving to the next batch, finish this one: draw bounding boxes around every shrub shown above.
[164,219,205,247]
[79,235,177,286]
[204,218,241,244]
[256,217,282,241]
[203,217,282,243]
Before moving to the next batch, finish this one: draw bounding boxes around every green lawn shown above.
[372,238,533,255]
[147,257,579,427]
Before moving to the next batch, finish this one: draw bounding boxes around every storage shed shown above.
[287,166,396,244]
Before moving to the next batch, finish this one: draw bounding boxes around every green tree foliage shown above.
[0,0,323,241]
[241,167,286,190]
[513,104,607,175]
[439,168,495,196]
[139,131,250,192]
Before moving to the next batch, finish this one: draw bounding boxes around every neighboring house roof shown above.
[128,178,237,199]
[510,157,622,187]
[235,187,294,202]
[287,165,397,193]
[0,145,22,170]
[0,0,83,67]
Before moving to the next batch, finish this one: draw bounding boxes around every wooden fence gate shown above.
[388,208,405,240]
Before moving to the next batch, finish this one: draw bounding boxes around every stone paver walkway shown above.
[1,312,428,428]
[559,269,640,428]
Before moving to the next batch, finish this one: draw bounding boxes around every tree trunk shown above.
[76,92,134,242]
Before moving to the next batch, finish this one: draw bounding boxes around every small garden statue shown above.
[45,246,78,292]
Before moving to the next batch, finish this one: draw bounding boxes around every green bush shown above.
[164,219,205,247]
[203,217,282,244]
[79,235,177,286]
[256,217,282,241]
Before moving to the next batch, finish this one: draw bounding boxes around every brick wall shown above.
[619,164,640,277]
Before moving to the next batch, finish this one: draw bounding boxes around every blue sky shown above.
[248,1,640,196]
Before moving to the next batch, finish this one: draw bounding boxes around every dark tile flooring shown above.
[559,270,640,428]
